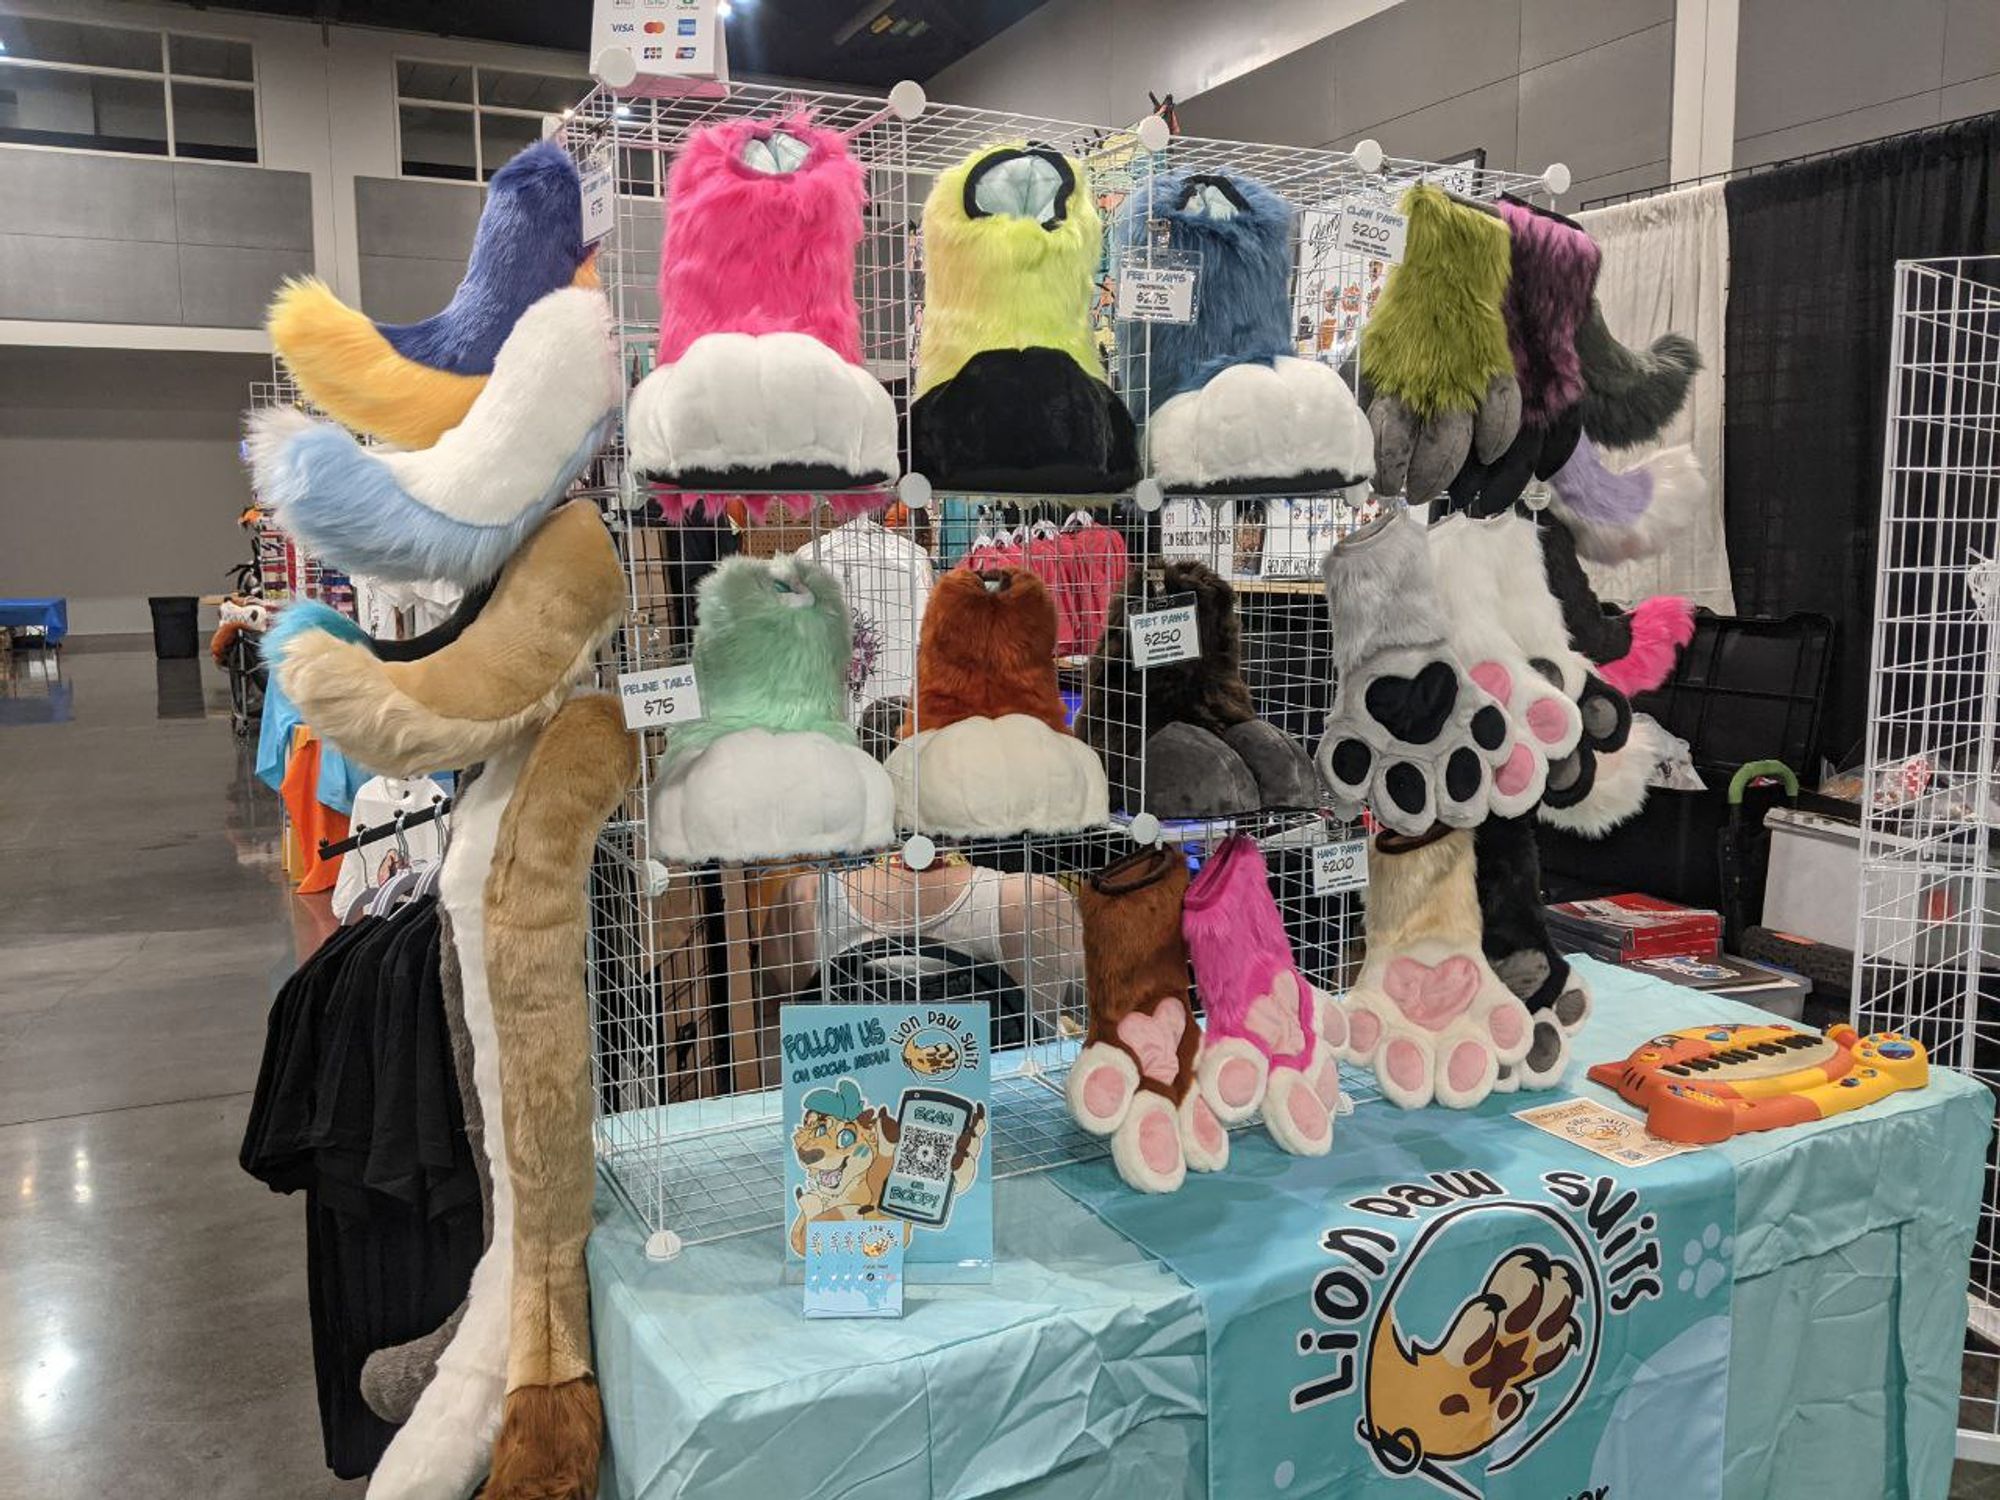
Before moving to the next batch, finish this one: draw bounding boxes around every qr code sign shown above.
[898,1124,955,1183]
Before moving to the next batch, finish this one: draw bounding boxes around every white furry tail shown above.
[368,751,522,1500]
[1551,445,1706,566]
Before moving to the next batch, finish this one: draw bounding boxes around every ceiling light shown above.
[615,103,633,118]
[716,0,734,16]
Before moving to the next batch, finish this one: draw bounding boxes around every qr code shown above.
[898,1124,955,1183]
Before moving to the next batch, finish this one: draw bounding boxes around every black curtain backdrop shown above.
[1723,114,2000,766]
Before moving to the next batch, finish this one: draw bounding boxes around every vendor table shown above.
[0,596,67,644]
[587,958,1991,1500]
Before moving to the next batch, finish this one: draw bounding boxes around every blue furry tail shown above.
[262,598,368,670]
[258,415,569,587]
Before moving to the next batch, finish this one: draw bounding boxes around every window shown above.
[395,62,588,182]
[0,17,258,162]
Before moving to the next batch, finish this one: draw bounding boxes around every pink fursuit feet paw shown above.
[1184,836,1338,1155]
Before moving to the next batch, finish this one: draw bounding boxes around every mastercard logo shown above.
[643,19,665,32]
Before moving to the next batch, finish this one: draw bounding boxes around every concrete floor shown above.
[0,647,362,1498]
[4,642,2000,1498]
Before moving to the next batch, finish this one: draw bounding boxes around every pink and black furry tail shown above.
[1600,595,1694,696]
[1548,437,1705,566]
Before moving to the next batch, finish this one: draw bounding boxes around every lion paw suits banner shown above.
[1058,1083,1734,1500]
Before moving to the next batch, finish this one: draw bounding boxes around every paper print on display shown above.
[803,1222,905,1318]
[1513,1097,1701,1167]
[781,1003,992,1284]
[1295,206,1392,368]
[1158,496,1236,564]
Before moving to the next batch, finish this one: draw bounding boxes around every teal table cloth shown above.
[587,959,1991,1499]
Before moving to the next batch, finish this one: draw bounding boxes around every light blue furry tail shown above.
[252,413,560,587]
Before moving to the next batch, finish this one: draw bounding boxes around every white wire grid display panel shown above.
[246,362,345,609]
[1854,255,2000,1461]
[560,80,1523,1246]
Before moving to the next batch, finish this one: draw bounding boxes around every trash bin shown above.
[148,596,199,660]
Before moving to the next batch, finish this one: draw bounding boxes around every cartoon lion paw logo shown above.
[1362,1247,1586,1478]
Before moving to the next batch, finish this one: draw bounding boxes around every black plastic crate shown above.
[1539,612,1833,911]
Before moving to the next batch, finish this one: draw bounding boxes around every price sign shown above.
[1116,266,1199,324]
[1334,201,1408,265]
[1311,837,1370,895]
[617,664,703,729]
[580,164,614,246]
[1128,596,1200,669]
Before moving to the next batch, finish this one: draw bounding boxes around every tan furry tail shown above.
[484,1378,604,1500]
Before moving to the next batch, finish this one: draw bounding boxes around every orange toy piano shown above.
[1586,1022,1929,1144]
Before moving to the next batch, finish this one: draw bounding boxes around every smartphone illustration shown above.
[878,1088,973,1228]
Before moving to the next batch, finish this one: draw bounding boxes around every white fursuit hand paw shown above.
[1316,643,1518,835]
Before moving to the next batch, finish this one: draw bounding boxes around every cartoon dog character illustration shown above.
[1362,1247,1585,1481]
[787,1079,987,1255]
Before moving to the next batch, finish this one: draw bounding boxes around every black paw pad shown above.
[1329,738,1373,786]
[1470,704,1508,751]
[1444,747,1483,802]
[1385,762,1428,815]
[1364,660,1458,745]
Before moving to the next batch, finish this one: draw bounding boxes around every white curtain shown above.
[1576,182,1734,612]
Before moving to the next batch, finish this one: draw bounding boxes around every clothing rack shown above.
[1581,113,1990,210]
[317,798,452,860]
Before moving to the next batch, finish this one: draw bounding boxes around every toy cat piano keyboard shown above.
[1587,1022,1929,1144]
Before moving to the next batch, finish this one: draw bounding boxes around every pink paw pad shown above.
[1489,1002,1525,1051]
[1495,743,1537,798]
[1217,1056,1261,1109]
[1082,1065,1128,1119]
[1446,1040,1488,1094]
[1309,1055,1341,1110]
[1348,1008,1382,1056]
[1189,1095,1225,1155]
[1384,1036,1428,1095]
[1469,661,1513,702]
[1138,1105,1181,1175]
[1286,1074,1331,1140]
[1526,697,1572,745]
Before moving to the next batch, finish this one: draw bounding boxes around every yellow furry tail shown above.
[266,277,489,449]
